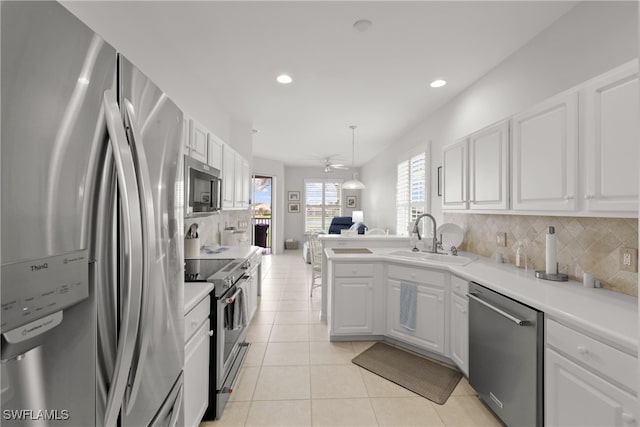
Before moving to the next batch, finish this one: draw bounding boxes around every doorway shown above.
[252,175,272,255]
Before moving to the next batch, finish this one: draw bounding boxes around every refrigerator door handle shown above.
[122,98,157,413]
[167,382,184,427]
[149,374,184,427]
[102,89,144,427]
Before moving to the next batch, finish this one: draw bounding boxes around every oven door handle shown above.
[467,292,530,326]
[225,288,242,304]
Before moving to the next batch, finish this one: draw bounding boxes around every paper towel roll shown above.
[545,226,557,275]
[184,238,200,258]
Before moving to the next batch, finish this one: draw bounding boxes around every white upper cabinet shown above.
[182,114,190,155]
[583,61,639,214]
[222,145,235,209]
[207,133,223,171]
[189,119,208,164]
[442,139,468,210]
[222,144,251,210]
[512,91,579,211]
[468,120,509,210]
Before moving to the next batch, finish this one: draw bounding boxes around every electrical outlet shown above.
[496,232,507,247]
[620,247,638,272]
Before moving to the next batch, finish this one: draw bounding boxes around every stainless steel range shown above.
[185,258,250,420]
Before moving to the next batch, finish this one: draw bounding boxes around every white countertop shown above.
[325,247,638,354]
[184,282,214,314]
[186,245,262,260]
[319,234,410,241]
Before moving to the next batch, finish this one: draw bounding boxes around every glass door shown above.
[252,176,272,254]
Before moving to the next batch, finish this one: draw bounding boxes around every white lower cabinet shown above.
[333,277,374,335]
[386,265,446,354]
[184,296,211,427]
[331,263,374,335]
[545,318,638,427]
[449,293,468,375]
[546,349,637,427]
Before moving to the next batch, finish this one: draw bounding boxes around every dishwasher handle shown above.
[467,292,531,326]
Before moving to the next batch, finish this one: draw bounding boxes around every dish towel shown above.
[231,288,248,330]
[400,281,417,331]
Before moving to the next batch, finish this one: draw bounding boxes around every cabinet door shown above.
[469,121,509,210]
[449,293,468,376]
[546,348,637,427]
[333,277,373,334]
[189,119,208,163]
[584,61,639,213]
[242,158,251,208]
[222,145,235,208]
[207,134,223,171]
[184,321,210,427]
[442,139,468,210]
[387,279,445,354]
[182,115,191,156]
[234,154,244,208]
[512,91,578,211]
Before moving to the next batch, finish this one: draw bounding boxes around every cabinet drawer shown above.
[185,296,210,343]
[546,319,637,392]
[387,265,445,286]
[451,275,469,297]
[334,263,374,277]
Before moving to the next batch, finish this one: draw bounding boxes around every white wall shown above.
[284,167,363,245]
[362,1,638,233]
[252,156,286,254]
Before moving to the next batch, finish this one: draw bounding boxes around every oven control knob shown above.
[225,277,233,287]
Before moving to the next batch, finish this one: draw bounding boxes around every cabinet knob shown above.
[208,330,214,337]
[577,345,589,355]
[563,195,574,200]
[584,194,595,200]
[622,413,635,425]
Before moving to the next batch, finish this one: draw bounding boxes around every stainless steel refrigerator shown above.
[1,2,184,426]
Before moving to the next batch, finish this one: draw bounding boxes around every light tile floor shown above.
[202,250,504,427]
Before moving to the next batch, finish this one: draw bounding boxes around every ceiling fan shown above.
[323,158,349,173]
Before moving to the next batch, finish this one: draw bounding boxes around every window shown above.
[305,180,342,232]
[396,152,428,235]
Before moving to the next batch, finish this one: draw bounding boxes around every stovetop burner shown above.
[185,258,245,298]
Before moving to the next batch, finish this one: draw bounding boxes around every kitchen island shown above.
[325,246,638,426]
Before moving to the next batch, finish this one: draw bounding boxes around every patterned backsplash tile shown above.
[443,213,638,296]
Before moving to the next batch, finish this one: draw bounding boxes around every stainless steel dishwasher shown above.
[468,282,543,427]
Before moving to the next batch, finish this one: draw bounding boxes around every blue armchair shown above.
[328,216,353,234]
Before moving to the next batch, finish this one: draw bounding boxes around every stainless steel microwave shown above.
[184,155,222,215]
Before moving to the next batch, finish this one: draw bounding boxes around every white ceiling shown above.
[62,1,577,167]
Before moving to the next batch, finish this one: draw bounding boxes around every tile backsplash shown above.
[184,210,252,248]
[444,213,638,296]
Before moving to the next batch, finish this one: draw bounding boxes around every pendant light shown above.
[342,125,366,190]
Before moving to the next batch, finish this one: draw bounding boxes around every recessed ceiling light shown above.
[353,19,373,33]
[430,79,447,88]
[276,74,293,84]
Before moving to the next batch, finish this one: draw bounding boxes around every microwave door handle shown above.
[217,177,222,210]
[122,99,157,413]
[102,89,144,427]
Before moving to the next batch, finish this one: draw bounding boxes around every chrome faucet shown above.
[411,213,440,253]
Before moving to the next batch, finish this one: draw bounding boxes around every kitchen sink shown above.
[387,250,475,266]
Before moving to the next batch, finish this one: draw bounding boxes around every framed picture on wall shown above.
[288,203,300,213]
[346,196,357,208]
[288,191,300,201]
